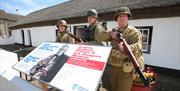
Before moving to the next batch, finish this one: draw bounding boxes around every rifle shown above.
[113,30,151,87]
[101,20,107,30]
[67,32,82,42]
[29,44,68,78]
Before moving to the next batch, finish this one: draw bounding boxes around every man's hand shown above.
[118,42,125,52]
[109,31,118,40]
[118,42,134,54]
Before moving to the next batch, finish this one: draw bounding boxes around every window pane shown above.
[135,26,153,53]
[143,36,148,43]
[142,45,148,51]
[143,31,148,36]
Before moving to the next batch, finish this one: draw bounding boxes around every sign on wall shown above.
[13,42,111,91]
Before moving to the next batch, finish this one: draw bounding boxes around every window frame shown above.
[135,26,153,54]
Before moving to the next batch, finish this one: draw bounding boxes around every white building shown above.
[9,0,180,75]
[0,10,24,45]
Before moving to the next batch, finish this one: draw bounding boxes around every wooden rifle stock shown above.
[116,32,151,87]
[67,33,82,42]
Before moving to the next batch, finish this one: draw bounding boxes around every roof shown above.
[0,10,24,21]
[11,0,180,27]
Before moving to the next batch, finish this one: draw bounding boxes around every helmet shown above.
[114,7,132,20]
[87,9,98,18]
[57,20,67,28]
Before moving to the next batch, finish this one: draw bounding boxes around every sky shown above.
[0,0,69,16]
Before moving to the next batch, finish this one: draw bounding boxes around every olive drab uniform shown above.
[56,20,75,43]
[83,21,110,45]
[83,9,110,45]
[56,31,75,43]
[108,25,144,91]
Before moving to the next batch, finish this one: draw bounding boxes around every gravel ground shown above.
[154,73,180,91]
[0,43,35,57]
[0,44,30,52]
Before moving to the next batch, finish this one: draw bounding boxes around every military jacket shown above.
[56,31,75,43]
[83,21,110,45]
[108,25,144,72]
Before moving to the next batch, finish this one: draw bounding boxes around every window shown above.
[67,26,71,33]
[8,29,12,36]
[135,26,153,53]
[73,25,87,38]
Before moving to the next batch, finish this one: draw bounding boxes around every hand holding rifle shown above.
[109,28,151,87]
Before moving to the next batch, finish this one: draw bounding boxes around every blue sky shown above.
[0,0,69,16]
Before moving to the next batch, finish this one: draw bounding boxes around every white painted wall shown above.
[12,29,23,44]
[0,36,15,45]
[12,26,57,46]
[131,17,180,70]
[11,17,180,70]
[30,26,56,46]
[107,17,180,70]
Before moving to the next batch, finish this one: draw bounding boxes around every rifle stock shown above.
[67,33,82,42]
[116,32,151,87]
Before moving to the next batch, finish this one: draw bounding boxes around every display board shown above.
[13,42,111,91]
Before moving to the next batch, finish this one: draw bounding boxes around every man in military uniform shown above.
[56,20,75,43]
[82,9,110,45]
[82,9,112,90]
[108,7,144,91]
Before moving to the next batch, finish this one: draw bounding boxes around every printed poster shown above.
[13,42,112,91]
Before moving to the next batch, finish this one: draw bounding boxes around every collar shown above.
[89,21,98,31]
[60,31,67,35]
[119,24,128,30]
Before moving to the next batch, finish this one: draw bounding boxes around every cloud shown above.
[0,2,19,13]
[9,0,48,15]
[14,0,46,8]
[11,0,38,7]
[1,0,69,15]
